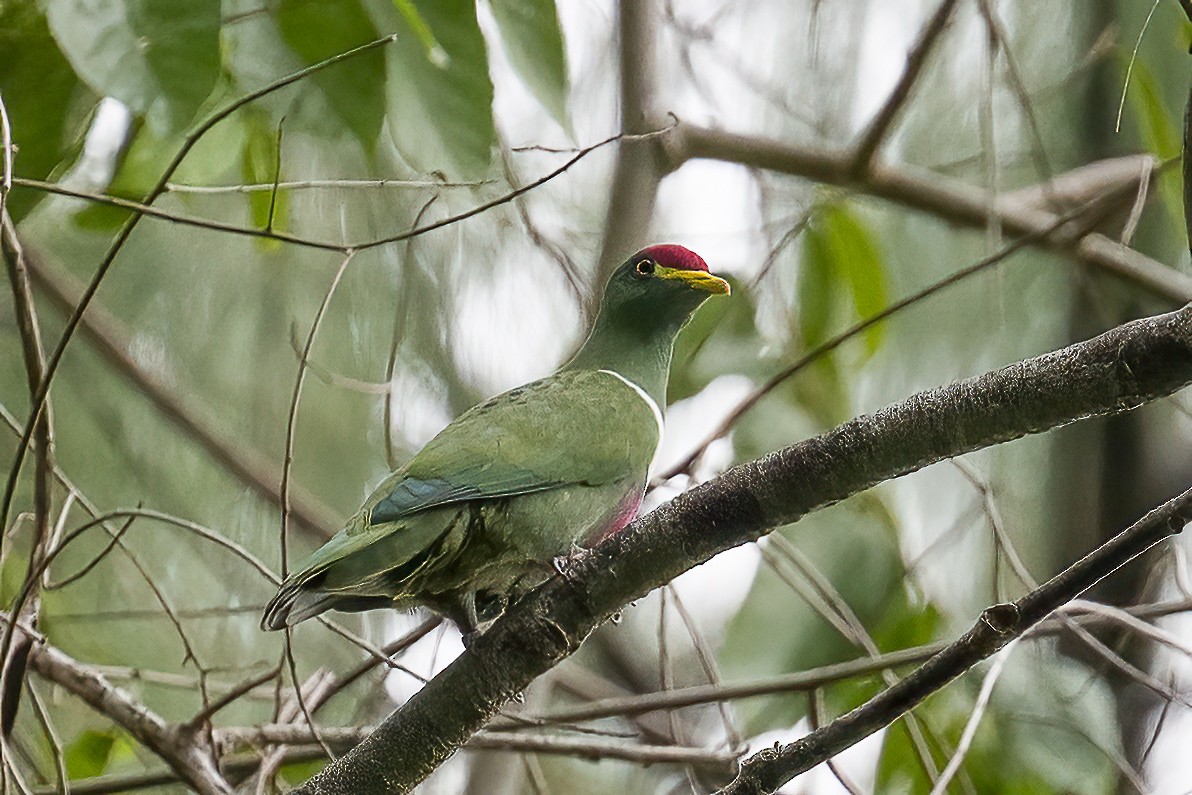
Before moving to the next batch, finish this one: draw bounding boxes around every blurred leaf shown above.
[801,201,888,356]
[1123,56,1182,232]
[241,110,290,243]
[391,0,440,56]
[0,2,87,219]
[64,729,136,779]
[280,757,329,783]
[669,278,763,399]
[72,106,243,229]
[276,0,387,152]
[385,0,495,178]
[43,0,220,131]
[797,219,835,351]
[489,0,570,128]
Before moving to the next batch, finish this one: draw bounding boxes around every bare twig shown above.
[26,639,230,794]
[184,665,282,730]
[164,177,492,192]
[221,724,738,769]
[669,124,1192,302]
[0,32,400,554]
[12,178,347,252]
[929,640,1018,795]
[722,489,1192,794]
[20,246,340,538]
[809,689,862,795]
[1,209,55,737]
[279,250,355,574]
[850,0,959,177]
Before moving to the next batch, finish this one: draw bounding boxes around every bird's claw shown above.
[551,544,593,578]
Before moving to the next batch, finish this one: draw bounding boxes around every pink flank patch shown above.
[637,244,708,272]
[594,489,644,543]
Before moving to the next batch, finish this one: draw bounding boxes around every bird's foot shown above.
[551,544,593,578]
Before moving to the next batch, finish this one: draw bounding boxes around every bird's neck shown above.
[563,313,679,405]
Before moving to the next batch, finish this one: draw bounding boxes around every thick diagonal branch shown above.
[297,303,1192,793]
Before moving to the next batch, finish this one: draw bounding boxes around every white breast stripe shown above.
[598,369,665,438]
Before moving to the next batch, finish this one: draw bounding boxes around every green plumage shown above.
[262,245,728,634]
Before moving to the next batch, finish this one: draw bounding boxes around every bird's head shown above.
[598,244,730,336]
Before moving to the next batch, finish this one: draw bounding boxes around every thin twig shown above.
[1,208,55,738]
[26,684,67,795]
[0,32,400,557]
[809,688,862,795]
[929,640,1018,795]
[353,124,675,252]
[850,0,959,177]
[12,178,347,252]
[184,665,282,730]
[276,247,356,767]
[658,199,1103,481]
[1115,0,1162,133]
[164,177,492,193]
[722,487,1192,793]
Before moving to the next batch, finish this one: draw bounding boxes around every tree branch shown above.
[721,484,1192,793]
[25,634,230,794]
[596,0,666,287]
[666,124,1192,304]
[850,0,959,177]
[296,301,1192,793]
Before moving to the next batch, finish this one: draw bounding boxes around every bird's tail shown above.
[261,568,397,630]
[260,569,329,630]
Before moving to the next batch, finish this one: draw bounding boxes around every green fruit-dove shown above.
[262,245,729,635]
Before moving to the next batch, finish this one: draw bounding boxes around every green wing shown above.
[262,368,660,629]
[367,368,660,525]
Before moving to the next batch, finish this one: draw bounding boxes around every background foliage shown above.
[1,0,1191,792]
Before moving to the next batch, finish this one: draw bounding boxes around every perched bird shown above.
[262,245,729,636]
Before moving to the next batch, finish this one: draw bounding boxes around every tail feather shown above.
[261,569,397,630]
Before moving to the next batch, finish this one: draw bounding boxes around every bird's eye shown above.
[635,259,655,277]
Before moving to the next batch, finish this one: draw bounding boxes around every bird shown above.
[261,244,729,637]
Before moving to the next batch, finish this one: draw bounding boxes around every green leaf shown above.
[801,201,888,356]
[0,2,87,219]
[241,110,290,244]
[276,0,387,152]
[489,0,570,128]
[1123,56,1182,232]
[385,0,495,178]
[43,0,220,131]
[798,215,836,351]
[65,730,117,779]
[391,0,440,57]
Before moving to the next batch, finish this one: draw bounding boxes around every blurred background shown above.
[2,0,1191,792]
